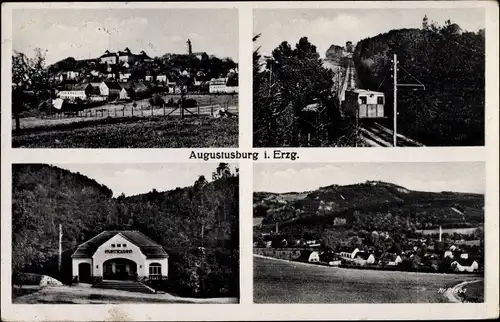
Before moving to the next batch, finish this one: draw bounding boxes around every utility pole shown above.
[58,224,62,273]
[393,54,398,147]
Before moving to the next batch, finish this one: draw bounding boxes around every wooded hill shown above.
[253,180,484,238]
[353,20,484,146]
[12,163,239,298]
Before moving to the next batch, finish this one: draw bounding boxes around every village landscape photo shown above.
[11,8,239,148]
[253,163,485,303]
[253,9,485,147]
[11,163,239,304]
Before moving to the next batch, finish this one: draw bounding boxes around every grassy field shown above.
[12,116,238,148]
[12,285,238,304]
[254,256,483,303]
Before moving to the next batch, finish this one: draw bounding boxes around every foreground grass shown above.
[12,285,239,304]
[254,256,483,303]
[12,116,238,148]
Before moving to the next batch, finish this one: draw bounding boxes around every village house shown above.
[57,83,93,101]
[381,254,403,266]
[450,259,479,272]
[300,250,320,263]
[71,230,168,283]
[338,247,360,260]
[99,81,122,98]
[353,252,376,266]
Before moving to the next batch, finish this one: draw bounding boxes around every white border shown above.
[1,1,499,321]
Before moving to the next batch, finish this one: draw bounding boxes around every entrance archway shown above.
[78,263,92,283]
[103,258,138,280]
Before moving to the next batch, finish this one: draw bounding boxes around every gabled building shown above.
[71,230,168,283]
[57,83,93,101]
[100,81,122,97]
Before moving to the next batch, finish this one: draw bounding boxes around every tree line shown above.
[12,163,239,298]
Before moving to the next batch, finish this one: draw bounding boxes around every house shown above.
[338,247,360,260]
[379,253,402,266]
[209,78,227,94]
[145,75,154,82]
[119,87,135,100]
[57,83,93,101]
[451,259,479,272]
[71,230,168,283]
[300,250,320,263]
[460,253,469,259]
[353,252,376,266]
[119,72,132,82]
[157,75,168,83]
[100,81,122,98]
[444,250,454,259]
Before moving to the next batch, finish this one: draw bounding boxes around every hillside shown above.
[12,164,239,298]
[253,180,484,236]
[352,22,484,146]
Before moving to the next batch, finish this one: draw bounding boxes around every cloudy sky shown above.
[13,8,238,65]
[254,8,485,57]
[254,162,485,194]
[53,163,237,197]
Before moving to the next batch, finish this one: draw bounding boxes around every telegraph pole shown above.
[58,224,62,273]
[393,54,398,147]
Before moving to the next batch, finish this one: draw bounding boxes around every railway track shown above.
[359,122,425,147]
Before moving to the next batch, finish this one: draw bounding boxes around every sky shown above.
[254,162,485,194]
[254,8,485,58]
[12,8,238,65]
[53,163,237,197]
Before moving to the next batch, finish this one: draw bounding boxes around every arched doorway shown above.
[103,258,137,280]
[78,263,92,283]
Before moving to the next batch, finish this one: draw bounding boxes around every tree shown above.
[12,48,49,133]
[212,163,232,181]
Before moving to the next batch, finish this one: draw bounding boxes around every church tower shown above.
[187,39,193,55]
[422,15,429,30]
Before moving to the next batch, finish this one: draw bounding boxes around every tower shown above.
[187,39,192,55]
[422,15,429,30]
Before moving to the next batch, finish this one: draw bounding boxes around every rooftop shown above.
[72,230,168,259]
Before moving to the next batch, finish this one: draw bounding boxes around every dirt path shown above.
[13,285,238,304]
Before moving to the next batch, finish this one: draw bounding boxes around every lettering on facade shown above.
[105,249,133,254]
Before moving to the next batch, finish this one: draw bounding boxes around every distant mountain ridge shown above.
[253,181,484,233]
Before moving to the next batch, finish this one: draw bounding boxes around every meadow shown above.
[253,256,483,303]
[12,116,238,148]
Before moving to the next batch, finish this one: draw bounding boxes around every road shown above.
[254,255,481,303]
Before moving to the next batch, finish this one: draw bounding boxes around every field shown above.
[458,280,484,303]
[254,256,483,303]
[12,285,238,304]
[416,227,478,235]
[12,116,238,148]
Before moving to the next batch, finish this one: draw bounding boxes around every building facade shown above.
[71,231,168,283]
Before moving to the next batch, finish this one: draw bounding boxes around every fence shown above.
[48,100,238,120]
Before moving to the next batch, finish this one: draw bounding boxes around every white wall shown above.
[99,83,109,96]
[145,258,169,277]
[72,258,93,277]
[92,234,148,277]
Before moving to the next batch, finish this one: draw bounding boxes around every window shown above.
[377,96,384,104]
[359,96,367,104]
[117,244,121,247]
[111,244,115,247]
[149,263,162,276]
[122,244,127,247]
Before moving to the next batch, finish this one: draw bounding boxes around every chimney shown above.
[439,225,442,242]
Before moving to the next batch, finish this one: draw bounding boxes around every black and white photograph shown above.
[11,8,239,148]
[253,162,485,303]
[253,9,485,147]
[12,163,239,303]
